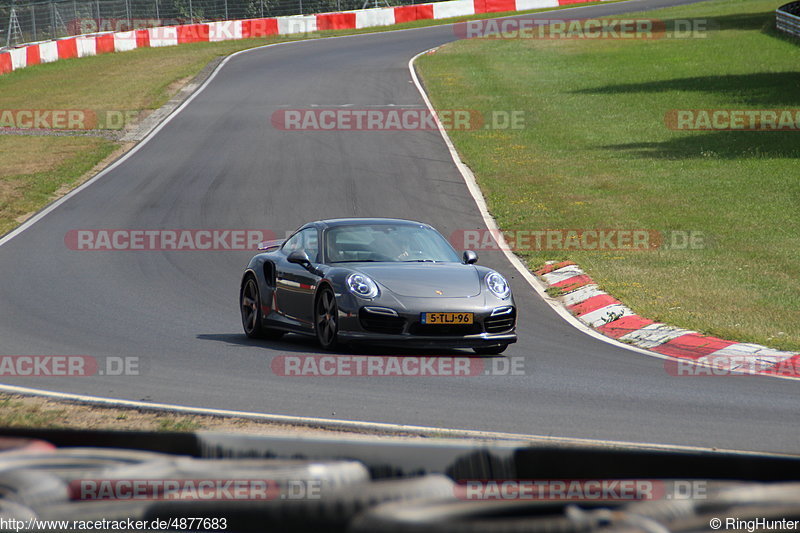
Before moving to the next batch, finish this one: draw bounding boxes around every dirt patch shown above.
[165,75,194,98]
[0,393,426,439]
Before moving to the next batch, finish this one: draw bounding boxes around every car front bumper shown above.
[334,291,517,349]
[336,331,517,349]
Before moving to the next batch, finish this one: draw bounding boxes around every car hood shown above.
[354,263,481,298]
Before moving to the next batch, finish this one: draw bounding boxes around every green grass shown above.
[156,417,202,432]
[0,136,116,235]
[0,397,68,427]
[417,0,800,351]
[0,394,206,431]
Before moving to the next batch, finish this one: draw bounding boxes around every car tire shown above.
[472,344,509,355]
[241,276,284,340]
[315,286,339,350]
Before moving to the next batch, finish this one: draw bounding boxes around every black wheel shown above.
[240,277,284,340]
[315,286,339,350]
[473,344,509,355]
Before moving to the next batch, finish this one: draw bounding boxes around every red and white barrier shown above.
[9,47,27,69]
[208,20,243,41]
[433,0,476,19]
[278,15,318,35]
[356,7,396,29]
[112,31,137,52]
[0,0,593,76]
[38,41,60,63]
[76,35,98,57]
[147,26,179,47]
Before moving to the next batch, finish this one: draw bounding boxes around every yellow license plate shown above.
[422,312,474,325]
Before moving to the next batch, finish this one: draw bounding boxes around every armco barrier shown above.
[0,0,593,77]
[3,427,800,483]
[777,1,800,38]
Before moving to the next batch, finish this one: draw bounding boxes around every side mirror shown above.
[463,250,478,264]
[287,250,312,267]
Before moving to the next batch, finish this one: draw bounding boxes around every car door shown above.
[275,227,321,327]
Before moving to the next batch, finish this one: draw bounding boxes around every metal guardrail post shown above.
[776,1,800,39]
[31,3,36,41]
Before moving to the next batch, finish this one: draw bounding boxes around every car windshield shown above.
[326,224,461,263]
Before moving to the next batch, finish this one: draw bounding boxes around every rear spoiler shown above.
[257,239,284,252]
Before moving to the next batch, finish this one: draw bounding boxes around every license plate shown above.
[421,312,473,325]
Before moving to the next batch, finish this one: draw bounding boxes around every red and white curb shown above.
[536,261,800,378]
[0,0,596,76]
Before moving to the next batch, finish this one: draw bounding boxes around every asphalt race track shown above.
[1,0,797,454]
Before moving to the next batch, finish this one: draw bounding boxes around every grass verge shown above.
[0,136,117,236]
[0,393,428,437]
[417,0,800,351]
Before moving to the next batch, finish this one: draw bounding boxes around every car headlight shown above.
[485,272,511,299]
[347,273,379,299]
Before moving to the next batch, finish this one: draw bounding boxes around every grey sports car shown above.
[239,218,517,354]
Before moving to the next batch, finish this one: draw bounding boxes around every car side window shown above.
[303,229,319,262]
[283,228,318,263]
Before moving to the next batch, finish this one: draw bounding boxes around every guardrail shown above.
[0,0,575,76]
[0,0,421,48]
[777,1,800,39]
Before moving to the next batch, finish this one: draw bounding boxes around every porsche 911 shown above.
[239,218,517,354]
